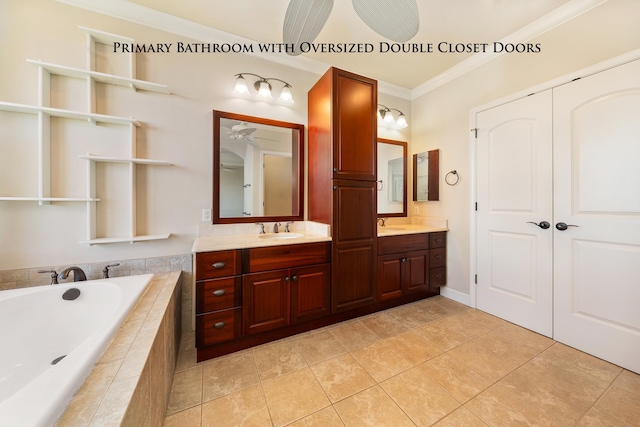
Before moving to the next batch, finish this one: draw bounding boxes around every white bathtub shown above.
[0,274,153,427]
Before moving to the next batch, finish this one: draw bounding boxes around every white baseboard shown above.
[439,286,471,307]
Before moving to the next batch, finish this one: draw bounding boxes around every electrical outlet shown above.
[202,209,211,222]
[414,206,419,215]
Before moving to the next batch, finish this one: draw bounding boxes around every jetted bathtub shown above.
[0,274,153,427]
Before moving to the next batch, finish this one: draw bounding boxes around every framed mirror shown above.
[213,110,304,223]
[413,149,440,201]
[377,138,407,217]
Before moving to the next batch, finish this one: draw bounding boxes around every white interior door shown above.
[553,59,640,373]
[476,90,554,337]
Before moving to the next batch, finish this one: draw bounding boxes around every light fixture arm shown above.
[235,73,293,89]
[378,104,403,115]
[377,104,408,129]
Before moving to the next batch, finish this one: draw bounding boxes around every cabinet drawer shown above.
[246,242,330,273]
[429,232,446,249]
[430,267,446,287]
[378,233,429,255]
[429,248,446,268]
[196,276,242,314]
[196,308,241,347]
[195,250,242,280]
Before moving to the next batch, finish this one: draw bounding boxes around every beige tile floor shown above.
[163,296,640,427]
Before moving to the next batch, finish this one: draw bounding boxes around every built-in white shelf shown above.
[79,154,171,166]
[1,25,172,245]
[0,101,140,126]
[27,60,170,94]
[0,197,101,202]
[79,234,171,246]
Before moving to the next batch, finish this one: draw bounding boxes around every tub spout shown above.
[58,266,87,282]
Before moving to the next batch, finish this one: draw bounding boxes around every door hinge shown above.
[471,128,478,138]
[475,274,478,284]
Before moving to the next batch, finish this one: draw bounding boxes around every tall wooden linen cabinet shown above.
[308,67,378,313]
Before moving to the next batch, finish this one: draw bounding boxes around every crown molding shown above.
[55,0,607,101]
[410,0,608,100]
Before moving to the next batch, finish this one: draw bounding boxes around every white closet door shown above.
[553,59,640,373]
[476,90,553,337]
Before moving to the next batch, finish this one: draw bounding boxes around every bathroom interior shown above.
[1,0,640,426]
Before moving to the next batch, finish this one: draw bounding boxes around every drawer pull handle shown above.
[435,238,442,243]
[213,289,226,297]
[212,262,226,269]
[213,322,225,329]
[435,255,441,259]
[435,274,442,278]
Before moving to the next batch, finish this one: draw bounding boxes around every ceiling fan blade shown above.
[352,0,419,43]
[283,0,334,56]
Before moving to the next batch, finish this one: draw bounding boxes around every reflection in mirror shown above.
[413,149,439,201]
[213,111,304,223]
[377,138,407,217]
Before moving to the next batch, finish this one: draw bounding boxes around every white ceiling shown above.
[58,0,608,97]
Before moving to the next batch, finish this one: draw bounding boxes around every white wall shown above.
[410,0,640,297]
[0,0,322,269]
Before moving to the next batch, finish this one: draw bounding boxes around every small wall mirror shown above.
[377,138,407,217]
[213,110,304,223]
[413,149,440,201]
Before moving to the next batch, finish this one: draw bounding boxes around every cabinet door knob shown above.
[333,186,337,190]
[333,167,338,172]
[213,322,225,329]
[292,275,298,281]
[284,276,290,282]
[212,262,226,269]
[213,289,226,297]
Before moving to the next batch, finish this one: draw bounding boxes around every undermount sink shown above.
[378,227,405,232]
[258,233,304,240]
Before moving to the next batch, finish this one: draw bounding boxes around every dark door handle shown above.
[527,221,551,229]
[556,222,579,231]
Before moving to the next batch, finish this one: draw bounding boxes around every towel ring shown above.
[445,170,460,186]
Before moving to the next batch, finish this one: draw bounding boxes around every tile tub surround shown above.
[56,271,181,427]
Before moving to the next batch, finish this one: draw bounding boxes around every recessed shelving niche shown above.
[0,26,172,245]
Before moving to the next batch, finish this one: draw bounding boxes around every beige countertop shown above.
[377,224,448,237]
[192,232,332,252]
[192,218,448,252]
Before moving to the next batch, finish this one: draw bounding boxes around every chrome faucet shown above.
[102,263,120,279]
[378,218,387,227]
[285,221,294,232]
[58,266,87,282]
[273,222,281,233]
[256,222,265,234]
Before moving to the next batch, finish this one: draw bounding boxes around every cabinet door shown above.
[243,270,290,335]
[377,254,403,301]
[291,264,331,323]
[405,250,429,293]
[333,69,377,181]
[332,180,377,312]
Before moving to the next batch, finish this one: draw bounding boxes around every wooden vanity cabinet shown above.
[377,232,447,300]
[308,67,378,314]
[195,250,243,348]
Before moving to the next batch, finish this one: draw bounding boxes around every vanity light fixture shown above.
[378,104,408,129]
[233,73,294,105]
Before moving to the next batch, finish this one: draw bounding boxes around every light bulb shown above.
[279,85,294,105]
[395,113,408,129]
[383,110,395,124]
[233,75,249,95]
[257,80,273,99]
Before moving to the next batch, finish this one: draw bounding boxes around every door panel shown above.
[553,59,640,373]
[242,270,290,335]
[476,89,553,337]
